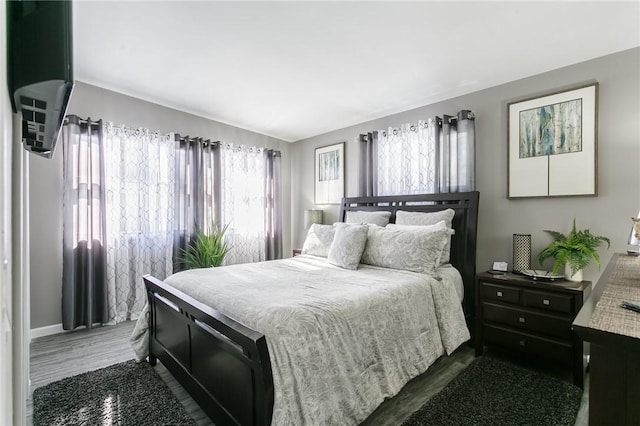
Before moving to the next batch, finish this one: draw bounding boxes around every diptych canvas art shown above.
[508,84,598,198]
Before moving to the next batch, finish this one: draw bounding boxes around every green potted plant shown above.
[180,223,231,269]
[538,219,610,282]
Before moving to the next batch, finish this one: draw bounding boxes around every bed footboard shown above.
[143,275,274,426]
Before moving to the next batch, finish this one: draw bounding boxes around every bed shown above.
[141,191,479,425]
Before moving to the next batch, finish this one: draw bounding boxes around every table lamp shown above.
[304,209,323,230]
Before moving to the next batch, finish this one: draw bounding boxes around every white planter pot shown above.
[564,264,583,282]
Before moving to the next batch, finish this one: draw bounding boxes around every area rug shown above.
[402,355,582,426]
[33,360,196,426]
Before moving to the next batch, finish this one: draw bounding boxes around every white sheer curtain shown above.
[103,123,175,323]
[377,120,438,195]
[360,110,476,196]
[219,143,268,265]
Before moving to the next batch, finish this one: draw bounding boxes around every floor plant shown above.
[180,223,231,269]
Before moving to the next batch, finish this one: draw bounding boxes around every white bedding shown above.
[153,255,470,425]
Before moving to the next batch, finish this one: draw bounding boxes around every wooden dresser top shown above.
[574,253,640,351]
[588,254,640,339]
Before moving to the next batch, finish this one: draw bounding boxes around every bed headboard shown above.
[339,191,480,327]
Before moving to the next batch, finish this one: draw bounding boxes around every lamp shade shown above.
[512,233,532,273]
[304,209,323,229]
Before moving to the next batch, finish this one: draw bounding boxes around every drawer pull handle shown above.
[519,317,525,323]
[519,340,526,347]
[497,291,503,297]
[543,299,550,305]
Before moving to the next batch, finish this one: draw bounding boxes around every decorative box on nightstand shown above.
[475,271,591,388]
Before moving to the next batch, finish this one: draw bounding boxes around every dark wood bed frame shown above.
[143,191,479,426]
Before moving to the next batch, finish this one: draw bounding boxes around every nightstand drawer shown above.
[483,324,573,365]
[483,302,573,339]
[522,289,573,314]
[481,283,520,304]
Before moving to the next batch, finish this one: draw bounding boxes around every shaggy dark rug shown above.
[402,356,582,426]
[33,360,196,426]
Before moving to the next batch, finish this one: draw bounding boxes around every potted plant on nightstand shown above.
[538,219,610,282]
[180,223,231,269]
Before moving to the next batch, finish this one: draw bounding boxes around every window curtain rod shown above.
[66,115,174,141]
[65,114,101,127]
[374,110,475,136]
[175,134,218,147]
[442,110,475,122]
[175,134,281,157]
[63,120,282,157]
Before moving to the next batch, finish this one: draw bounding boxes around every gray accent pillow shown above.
[395,209,455,228]
[362,223,451,274]
[327,223,369,270]
[387,221,454,265]
[394,209,456,264]
[345,210,392,226]
[301,224,336,257]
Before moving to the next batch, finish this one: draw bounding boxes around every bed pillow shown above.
[362,223,451,274]
[345,210,392,226]
[387,221,454,265]
[301,224,336,257]
[327,223,369,270]
[395,208,455,228]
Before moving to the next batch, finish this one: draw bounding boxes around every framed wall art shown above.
[508,83,598,198]
[315,142,344,204]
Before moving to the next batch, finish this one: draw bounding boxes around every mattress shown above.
[158,255,470,425]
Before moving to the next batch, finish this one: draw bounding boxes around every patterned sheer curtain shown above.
[174,137,283,268]
[103,122,175,323]
[359,110,475,196]
[220,143,269,264]
[61,116,108,330]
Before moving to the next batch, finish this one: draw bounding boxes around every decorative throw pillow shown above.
[395,209,455,228]
[387,221,454,265]
[345,210,392,227]
[327,223,369,270]
[301,224,336,257]
[362,224,452,274]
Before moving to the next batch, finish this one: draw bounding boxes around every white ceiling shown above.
[73,1,640,142]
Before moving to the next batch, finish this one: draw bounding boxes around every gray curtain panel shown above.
[358,132,378,197]
[265,149,283,260]
[173,135,220,272]
[61,116,108,330]
[359,110,475,195]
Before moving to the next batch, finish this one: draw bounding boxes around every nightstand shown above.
[475,271,591,388]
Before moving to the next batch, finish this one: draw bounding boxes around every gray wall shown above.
[30,82,292,328]
[291,48,640,285]
[30,48,640,328]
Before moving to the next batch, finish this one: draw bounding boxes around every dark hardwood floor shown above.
[27,321,588,425]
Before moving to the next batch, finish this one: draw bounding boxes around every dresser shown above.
[475,271,591,388]
[573,253,640,425]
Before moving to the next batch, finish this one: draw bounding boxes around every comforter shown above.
[135,255,469,425]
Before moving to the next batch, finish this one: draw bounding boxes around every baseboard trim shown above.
[30,323,65,341]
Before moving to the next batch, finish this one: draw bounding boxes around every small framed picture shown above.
[314,142,344,205]
[492,261,508,272]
